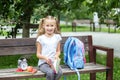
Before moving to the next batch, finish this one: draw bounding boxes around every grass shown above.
[0,53,120,80]
[60,25,120,33]
[60,25,90,32]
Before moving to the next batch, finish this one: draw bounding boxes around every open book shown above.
[53,58,61,73]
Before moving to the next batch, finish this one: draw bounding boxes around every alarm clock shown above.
[18,58,28,70]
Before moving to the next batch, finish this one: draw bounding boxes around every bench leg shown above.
[90,73,96,80]
[108,25,110,33]
[114,26,116,33]
[106,70,113,80]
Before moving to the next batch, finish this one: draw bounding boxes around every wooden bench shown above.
[104,19,117,33]
[72,20,93,32]
[0,35,113,80]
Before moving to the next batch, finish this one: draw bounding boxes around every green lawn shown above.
[60,25,120,33]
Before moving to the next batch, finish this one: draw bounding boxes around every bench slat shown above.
[0,63,109,79]
[0,36,92,56]
[0,46,36,55]
[0,38,36,47]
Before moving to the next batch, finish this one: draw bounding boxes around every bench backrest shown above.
[72,20,92,24]
[0,35,93,56]
[104,19,116,24]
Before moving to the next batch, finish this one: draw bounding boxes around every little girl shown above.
[36,16,62,80]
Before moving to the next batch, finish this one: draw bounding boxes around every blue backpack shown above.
[63,37,85,80]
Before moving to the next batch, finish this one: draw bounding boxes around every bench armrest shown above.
[88,45,113,80]
[91,45,113,70]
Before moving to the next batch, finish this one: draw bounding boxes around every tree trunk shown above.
[19,1,34,38]
[57,14,60,31]
[22,23,30,38]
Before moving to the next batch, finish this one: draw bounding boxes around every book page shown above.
[53,58,61,73]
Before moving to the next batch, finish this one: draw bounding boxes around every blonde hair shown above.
[37,16,60,38]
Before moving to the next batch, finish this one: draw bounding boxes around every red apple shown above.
[27,66,33,72]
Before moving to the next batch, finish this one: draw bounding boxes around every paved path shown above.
[0,32,120,58]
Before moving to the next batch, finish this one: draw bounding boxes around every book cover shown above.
[53,58,61,73]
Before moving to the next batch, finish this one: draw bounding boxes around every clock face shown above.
[20,62,28,70]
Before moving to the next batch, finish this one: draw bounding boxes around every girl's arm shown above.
[36,42,47,60]
[36,42,52,65]
[55,42,61,59]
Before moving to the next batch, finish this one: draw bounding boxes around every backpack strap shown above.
[67,37,76,69]
[63,37,72,64]
[74,68,80,80]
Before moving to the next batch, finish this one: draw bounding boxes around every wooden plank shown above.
[73,20,92,24]
[0,36,92,56]
[0,36,90,47]
[0,46,36,56]
[62,63,109,75]
[0,63,109,79]
[104,19,116,24]
[0,38,36,47]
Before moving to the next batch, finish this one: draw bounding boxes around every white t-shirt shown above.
[36,34,62,66]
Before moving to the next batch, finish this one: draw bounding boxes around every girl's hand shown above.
[45,58,52,66]
[55,55,59,60]
[45,58,55,70]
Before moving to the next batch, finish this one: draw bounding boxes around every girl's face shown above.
[43,19,56,35]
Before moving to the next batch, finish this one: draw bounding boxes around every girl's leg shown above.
[39,63,55,80]
[55,66,63,80]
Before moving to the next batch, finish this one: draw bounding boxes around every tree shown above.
[1,0,75,37]
[0,0,39,37]
[1,0,119,38]
[86,0,120,20]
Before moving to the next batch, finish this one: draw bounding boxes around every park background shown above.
[0,0,120,80]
